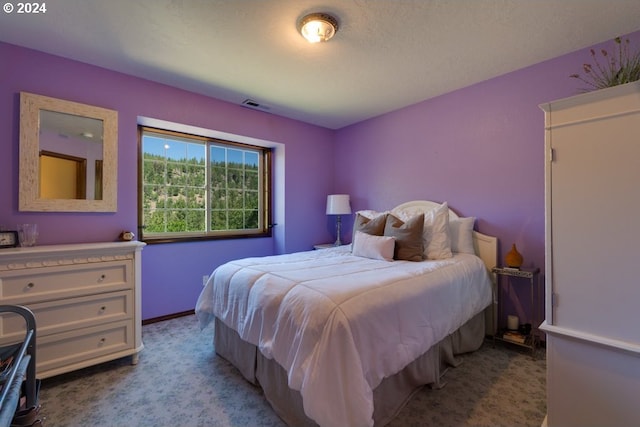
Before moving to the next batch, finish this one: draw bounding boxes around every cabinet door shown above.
[550,111,640,343]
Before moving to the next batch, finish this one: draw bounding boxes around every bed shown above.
[195,200,497,427]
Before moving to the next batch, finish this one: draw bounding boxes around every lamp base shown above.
[334,215,343,246]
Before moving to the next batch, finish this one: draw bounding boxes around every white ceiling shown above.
[2,0,640,129]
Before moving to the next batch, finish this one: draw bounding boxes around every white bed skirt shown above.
[213,309,486,427]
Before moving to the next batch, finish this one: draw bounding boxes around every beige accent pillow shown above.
[354,210,386,220]
[352,231,395,261]
[384,213,424,261]
[353,212,387,236]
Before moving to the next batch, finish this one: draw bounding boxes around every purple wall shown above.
[0,42,335,319]
[334,29,640,326]
[2,30,639,322]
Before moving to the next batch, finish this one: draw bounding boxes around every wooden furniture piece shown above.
[0,242,144,379]
[0,305,37,427]
[492,266,540,356]
[313,243,347,250]
[539,81,640,426]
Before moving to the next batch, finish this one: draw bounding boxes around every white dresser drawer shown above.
[0,260,132,305]
[0,290,133,341]
[37,320,133,375]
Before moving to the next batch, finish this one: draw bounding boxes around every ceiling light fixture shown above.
[298,13,339,43]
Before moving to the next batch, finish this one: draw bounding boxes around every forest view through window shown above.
[139,127,271,242]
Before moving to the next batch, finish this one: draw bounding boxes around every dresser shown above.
[0,241,145,379]
[539,81,640,426]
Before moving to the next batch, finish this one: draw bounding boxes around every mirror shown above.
[19,92,118,212]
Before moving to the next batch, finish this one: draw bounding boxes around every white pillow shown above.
[449,217,476,254]
[392,202,453,260]
[423,202,453,260]
[352,231,395,261]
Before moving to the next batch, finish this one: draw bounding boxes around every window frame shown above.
[138,126,272,244]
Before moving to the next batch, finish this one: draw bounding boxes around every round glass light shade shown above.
[299,13,339,43]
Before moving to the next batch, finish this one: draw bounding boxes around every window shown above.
[139,127,272,243]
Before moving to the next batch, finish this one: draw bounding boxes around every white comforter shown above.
[195,246,492,427]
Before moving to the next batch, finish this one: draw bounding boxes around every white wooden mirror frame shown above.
[19,92,118,212]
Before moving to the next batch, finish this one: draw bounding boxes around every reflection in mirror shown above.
[19,92,117,212]
[39,110,104,200]
[40,150,87,199]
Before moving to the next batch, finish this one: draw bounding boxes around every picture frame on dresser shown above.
[0,231,19,249]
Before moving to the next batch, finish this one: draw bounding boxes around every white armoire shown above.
[539,81,640,426]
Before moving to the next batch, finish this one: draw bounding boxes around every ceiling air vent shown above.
[242,99,271,111]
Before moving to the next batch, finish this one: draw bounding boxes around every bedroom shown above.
[1,1,640,426]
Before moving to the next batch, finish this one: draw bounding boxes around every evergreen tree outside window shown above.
[139,127,271,242]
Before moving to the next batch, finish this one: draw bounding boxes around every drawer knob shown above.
[100,306,107,311]
[26,282,35,289]
[98,274,106,282]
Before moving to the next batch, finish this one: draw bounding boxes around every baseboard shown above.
[142,309,195,325]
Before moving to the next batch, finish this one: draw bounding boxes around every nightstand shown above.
[314,243,339,250]
[492,266,540,357]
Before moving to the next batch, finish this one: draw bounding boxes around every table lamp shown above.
[326,194,351,246]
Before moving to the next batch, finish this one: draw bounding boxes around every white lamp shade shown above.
[326,194,351,215]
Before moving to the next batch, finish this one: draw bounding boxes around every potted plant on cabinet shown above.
[570,36,640,92]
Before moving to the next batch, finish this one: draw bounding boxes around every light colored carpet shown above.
[38,315,546,427]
